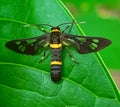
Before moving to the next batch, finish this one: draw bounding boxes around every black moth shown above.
[5,21,112,82]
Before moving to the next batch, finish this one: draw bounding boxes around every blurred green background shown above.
[62,0,120,71]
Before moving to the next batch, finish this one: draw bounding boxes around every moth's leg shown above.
[65,47,79,64]
[39,48,47,63]
[62,20,75,33]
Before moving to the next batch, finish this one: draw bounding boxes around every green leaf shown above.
[0,0,120,107]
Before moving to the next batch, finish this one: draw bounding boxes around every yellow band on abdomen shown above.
[50,43,62,48]
[51,61,62,65]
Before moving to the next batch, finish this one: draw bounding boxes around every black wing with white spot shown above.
[63,34,111,54]
[5,34,50,55]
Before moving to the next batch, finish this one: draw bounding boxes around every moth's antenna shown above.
[57,20,86,33]
[24,24,53,28]
[24,24,54,33]
[57,20,86,27]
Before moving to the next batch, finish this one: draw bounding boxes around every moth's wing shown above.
[5,34,50,55]
[62,34,112,54]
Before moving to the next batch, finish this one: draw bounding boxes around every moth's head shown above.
[51,27,60,32]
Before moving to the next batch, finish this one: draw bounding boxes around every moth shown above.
[5,21,112,82]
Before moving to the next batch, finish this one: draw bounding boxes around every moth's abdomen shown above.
[51,64,61,82]
[50,44,62,82]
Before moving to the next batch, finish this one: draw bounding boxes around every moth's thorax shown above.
[50,29,61,44]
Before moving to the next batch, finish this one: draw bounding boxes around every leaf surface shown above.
[0,0,120,107]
